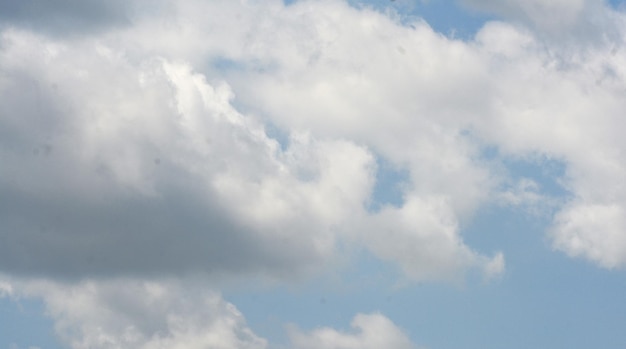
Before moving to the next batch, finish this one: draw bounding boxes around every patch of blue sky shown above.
[503,156,569,197]
[465,148,570,268]
[204,58,292,151]
[367,155,409,212]
[474,143,568,213]
[421,203,626,349]
[227,141,612,349]
[229,198,626,349]
[610,0,626,9]
[0,297,61,349]
[284,0,494,39]
[224,250,403,347]
[262,121,291,152]
[210,56,280,75]
[211,56,246,72]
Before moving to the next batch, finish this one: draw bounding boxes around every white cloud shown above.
[289,313,417,349]
[470,17,626,268]
[0,27,375,280]
[2,276,425,349]
[551,203,626,268]
[198,0,504,279]
[356,194,503,281]
[5,0,626,347]
[4,277,267,349]
[0,0,502,283]
[220,0,626,270]
[495,177,560,217]
[4,0,626,282]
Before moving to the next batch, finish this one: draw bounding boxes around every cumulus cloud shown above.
[2,276,424,349]
[470,16,626,267]
[5,0,626,348]
[0,28,378,279]
[202,0,505,279]
[357,194,499,281]
[551,203,626,268]
[4,0,626,284]
[289,313,417,349]
[217,0,626,270]
[2,277,267,349]
[0,0,505,283]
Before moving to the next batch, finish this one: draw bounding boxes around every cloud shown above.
[551,203,626,268]
[0,0,140,36]
[357,194,502,281]
[0,28,378,279]
[2,276,423,349]
[218,0,626,270]
[2,277,267,349]
[9,345,41,349]
[458,0,611,36]
[289,312,417,349]
[472,16,626,267]
[0,0,502,283]
[4,0,626,347]
[201,0,505,279]
[4,0,626,282]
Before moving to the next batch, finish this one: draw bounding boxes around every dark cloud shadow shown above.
[0,0,135,36]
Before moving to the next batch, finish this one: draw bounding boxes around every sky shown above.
[1,0,626,348]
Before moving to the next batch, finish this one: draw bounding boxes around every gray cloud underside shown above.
[0,0,139,36]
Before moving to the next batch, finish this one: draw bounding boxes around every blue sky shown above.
[2,0,626,348]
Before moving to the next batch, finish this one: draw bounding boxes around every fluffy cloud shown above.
[217,0,626,270]
[4,0,626,347]
[289,312,416,349]
[0,0,504,283]
[2,277,424,349]
[4,0,626,284]
[2,277,267,349]
[0,27,377,279]
[199,0,505,279]
[471,17,626,267]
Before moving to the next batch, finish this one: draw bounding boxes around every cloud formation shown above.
[289,312,416,349]
[4,0,626,348]
[1,278,267,349]
[0,0,506,282]
[1,277,422,349]
[0,29,375,279]
[2,0,626,288]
